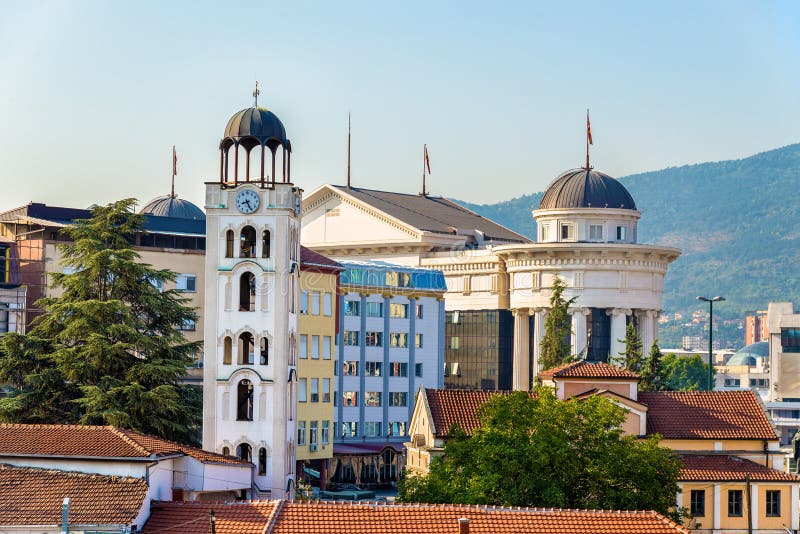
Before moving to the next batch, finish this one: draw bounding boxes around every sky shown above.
[1,1,798,211]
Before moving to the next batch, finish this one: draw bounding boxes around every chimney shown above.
[458,517,470,534]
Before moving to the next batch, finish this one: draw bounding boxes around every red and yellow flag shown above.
[587,111,593,145]
[424,144,431,174]
[173,146,178,176]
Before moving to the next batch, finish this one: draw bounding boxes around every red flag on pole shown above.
[586,111,593,145]
[424,144,431,174]
[173,146,177,176]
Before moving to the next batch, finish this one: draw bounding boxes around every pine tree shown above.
[0,199,202,444]
[539,275,577,371]
[616,322,644,372]
[640,341,664,392]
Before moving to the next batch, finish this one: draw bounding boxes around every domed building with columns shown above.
[493,167,680,390]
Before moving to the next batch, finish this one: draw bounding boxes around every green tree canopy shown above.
[0,199,202,444]
[398,389,682,520]
[661,354,715,391]
[615,322,644,372]
[640,341,665,392]
[539,276,576,371]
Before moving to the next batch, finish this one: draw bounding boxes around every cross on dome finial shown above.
[253,81,260,108]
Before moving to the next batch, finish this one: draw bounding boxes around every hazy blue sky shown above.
[1,1,798,210]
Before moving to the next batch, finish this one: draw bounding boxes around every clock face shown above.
[235,190,260,214]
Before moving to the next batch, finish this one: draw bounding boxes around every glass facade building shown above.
[444,309,514,390]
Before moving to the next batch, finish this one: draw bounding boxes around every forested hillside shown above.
[458,143,800,322]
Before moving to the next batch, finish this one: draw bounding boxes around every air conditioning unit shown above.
[309,443,318,452]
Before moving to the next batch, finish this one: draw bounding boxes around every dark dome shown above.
[140,195,205,220]
[221,107,290,152]
[727,341,769,367]
[539,169,637,210]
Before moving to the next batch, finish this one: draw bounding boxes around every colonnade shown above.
[511,307,659,391]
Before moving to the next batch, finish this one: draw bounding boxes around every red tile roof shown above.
[540,360,640,380]
[0,424,247,465]
[144,500,689,534]
[426,389,520,438]
[0,464,148,527]
[638,391,777,440]
[679,455,800,482]
[143,500,280,534]
[300,246,343,271]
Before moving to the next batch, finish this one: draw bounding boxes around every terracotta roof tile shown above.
[300,246,343,271]
[540,360,640,380]
[144,500,689,534]
[142,500,281,534]
[426,389,520,438]
[638,391,777,440]
[679,455,800,482]
[271,501,690,534]
[0,424,248,465]
[0,464,148,527]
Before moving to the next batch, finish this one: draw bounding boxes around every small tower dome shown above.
[218,82,293,186]
[539,169,636,210]
[140,195,205,220]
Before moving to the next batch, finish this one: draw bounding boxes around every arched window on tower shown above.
[236,442,252,463]
[222,446,230,456]
[238,332,254,365]
[240,226,256,258]
[223,336,232,365]
[239,272,256,311]
[237,380,254,421]
[262,229,271,258]
[225,230,235,258]
[258,447,267,475]
[260,337,269,365]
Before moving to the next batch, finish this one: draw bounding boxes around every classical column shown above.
[531,308,548,376]
[512,308,530,391]
[571,308,590,358]
[637,310,657,352]
[607,308,631,361]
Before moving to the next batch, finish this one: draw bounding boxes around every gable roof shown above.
[144,500,689,534]
[300,245,343,272]
[328,185,530,244]
[143,500,281,534]
[540,360,640,380]
[0,464,148,527]
[679,455,800,482]
[0,424,247,465]
[638,391,777,440]
[426,389,523,438]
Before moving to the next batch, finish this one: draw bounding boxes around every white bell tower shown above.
[203,92,299,498]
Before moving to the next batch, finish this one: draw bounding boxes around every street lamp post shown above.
[697,296,725,391]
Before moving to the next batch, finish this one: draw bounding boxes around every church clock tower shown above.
[203,87,299,498]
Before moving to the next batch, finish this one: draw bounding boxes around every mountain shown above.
[458,143,800,325]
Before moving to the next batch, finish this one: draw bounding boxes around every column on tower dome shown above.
[531,308,548,376]
[608,308,631,361]
[571,307,590,358]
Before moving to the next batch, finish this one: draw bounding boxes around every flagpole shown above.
[585,110,590,170]
[346,113,351,188]
[171,146,176,198]
[422,144,427,196]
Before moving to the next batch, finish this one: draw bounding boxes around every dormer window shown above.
[616,226,627,241]
[560,224,574,241]
[589,225,603,240]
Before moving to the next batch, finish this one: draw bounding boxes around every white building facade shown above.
[202,102,299,498]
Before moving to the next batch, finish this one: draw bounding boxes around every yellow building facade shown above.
[296,247,342,488]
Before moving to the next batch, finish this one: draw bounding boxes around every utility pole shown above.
[745,474,753,534]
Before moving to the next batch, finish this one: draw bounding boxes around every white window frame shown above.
[300,334,308,359]
[176,274,197,292]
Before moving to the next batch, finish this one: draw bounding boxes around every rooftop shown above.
[539,360,640,380]
[300,245,343,272]
[338,259,447,292]
[0,463,148,527]
[426,389,521,438]
[538,168,637,211]
[330,185,530,244]
[638,390,777,440]
[679,455,800,482]
[0,424,248,465]
[144,500,689,534]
